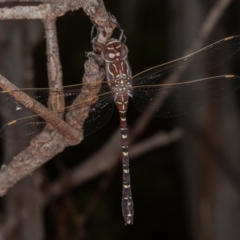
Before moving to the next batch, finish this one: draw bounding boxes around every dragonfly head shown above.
[101,38,128,62]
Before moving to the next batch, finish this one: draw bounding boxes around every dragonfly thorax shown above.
[101,38,132,98]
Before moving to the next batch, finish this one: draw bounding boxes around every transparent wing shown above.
[132,75,240,117]
[0,81,115,141]
[132,36,240,86]
[83,96,115,136]
[0,116,46,141]
[0,80,110,114]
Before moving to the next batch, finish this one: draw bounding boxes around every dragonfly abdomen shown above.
[118,109,134,225]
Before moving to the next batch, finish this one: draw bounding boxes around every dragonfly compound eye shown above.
[102,39,129,62]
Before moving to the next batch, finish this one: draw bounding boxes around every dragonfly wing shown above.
[0,80,114,141]
[0,80,110,114]
[132,75,240,117]
[0,90,44,116]
[0,92,115,141]
[83,93,115,136]
[0,115,46,141]
[132,36,240,86]
[64,82,115,136]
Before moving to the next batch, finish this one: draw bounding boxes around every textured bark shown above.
[0,0,112,197]
[0,1,111,239]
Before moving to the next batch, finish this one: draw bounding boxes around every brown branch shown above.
[0,4,63,19]
[43,19,63,89]
[0,0,113,196]
[0,1,84,19]
[0,74,80,142]
[0,57,107,196]
[0,0,64,2]
[43,18,65,119]
[0,0,110,21]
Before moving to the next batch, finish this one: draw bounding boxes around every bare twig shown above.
[43,18,65,119]
[0,4,65,19]
[0,74,80,142]
[0,1,84,19]
[0,0,112,196]
[0,0,64,2]
[43,19,63,89]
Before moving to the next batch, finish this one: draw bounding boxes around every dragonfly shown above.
[1,34,240,225]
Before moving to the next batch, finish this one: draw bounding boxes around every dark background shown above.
[1,0,240,239]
